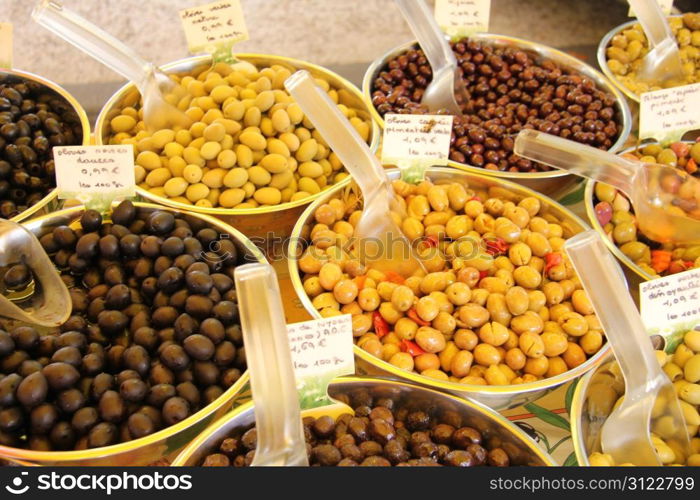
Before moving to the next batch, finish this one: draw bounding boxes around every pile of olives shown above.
[0,201,249,451]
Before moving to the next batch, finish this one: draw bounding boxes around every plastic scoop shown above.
[32,0,191,132]
[394,0,470,114]
[628,0,684,86]
[514,129,700,245]
[234,262,308,466]
[0,220,70,327]
[285,70,424,278]
[565,230,691,466]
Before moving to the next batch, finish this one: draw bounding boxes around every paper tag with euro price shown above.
[639,83,700,144]
[640,268,700,352]
[381,113,454,183]
[434,0,490,38]
[628,0,673,17]
[286,314,355,410]
[179,0,249,64]
[53,145,136,213]
[0,23,12,69]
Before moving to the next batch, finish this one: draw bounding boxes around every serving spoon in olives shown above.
[394,0,471,115]
[515,129,700,245]
[0,220,71,327]
[286,70,425,278]
[32,0,192,132]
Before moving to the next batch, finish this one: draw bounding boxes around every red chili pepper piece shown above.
[469,196,482,202]
[384,271,405,284]
[479,270,489,280]
[544,252,563,273]
[424,235,439,248]
[407,307,431,327]
[485,237,509,256]
[686,261,695,268]
[372,311,390,338]
[400,339,425,357]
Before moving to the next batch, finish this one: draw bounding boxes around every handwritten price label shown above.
[179,0,248,53]
[639,83,700,143]
[434,0,491,37]
[628,0,673,16]
[382,113,453,173]
[0,23,12,69]
[286,314,354,409]
[54,145,135,211]
[640,268,700,334]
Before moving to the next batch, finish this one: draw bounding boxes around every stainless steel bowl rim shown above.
[171,376,556,466]
[0,202,263,463]
[362,33,633,179]
[2,68,91,223]
[288,166,613,400]
[94,53,377,216]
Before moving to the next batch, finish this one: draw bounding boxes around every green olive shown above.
[657,149,678,167]
[620,241,649,261]
[613,221,637,244]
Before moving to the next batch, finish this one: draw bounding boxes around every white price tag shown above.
[0,23,12,69]
[54,145,135,211]
[639,83,700,143]
[640,268,700,336]
[179,0,249,53]
[287,314,355,409]
[628,0,673,16]
[381,113,453,166]
[434,0,491,37]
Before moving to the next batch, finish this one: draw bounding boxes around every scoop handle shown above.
[234,263,308,467]
[394,0,457,76]
[32,0,150,86]
[628,0,675,48]
[514,130,636,194]
[564,231,661,389]
[285,70,387,199]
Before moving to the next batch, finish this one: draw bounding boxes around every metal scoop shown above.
[0,220,70,327]
[515,129,700,245]
[394,0,470,114]
[628,0,684,86]
[234,262,308,466]
[32,0,191,132]
[285,70,424,278]
[565,230,691,466]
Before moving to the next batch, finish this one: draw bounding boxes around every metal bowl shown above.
[0,202,264,466]
[1,69,91,223]
[597,15,686,104]
[584,141,698,282]
[172,377,555,466]
[95,54,379,242]
[288,167,612,411]
[571,326,696,466]
[362,34,632,197]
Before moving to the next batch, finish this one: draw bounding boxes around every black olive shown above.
[0,406,24,432]
[200,318,225,344]
[71,406,99,435]
[51,346,82,367]
[75,232,100,259]
[119,234,141,258]
[160,236,184,257]
[56,330,87,351]
[148,211,175,235]
[42,362,80,390]
[157,267,184,294]
[98,234,120,260]
[133,326,158,351]
[88,421,117,448]
[211,273,234,293]
[97,310,128,336]
[0,374,22,406]
[111,200,136,226]
[152,306,178,328]
[103,264,125,286]
[50,421,77,450]
[212,300,238,325]
[56,388,85,414]
[11,326,39,351]
[185,271,213,295]
[104,284,131,310]
[1,350,29,372]
[122,345,150,377]
[140,235,161,258]
[183,334,215,361]
[81,353,104,375]
[162,396,189,426]
[174,313,198,340]
[127,412,155,439]
[168,289,188,309]
[146,383,176,407]
[18,359,42,376]
[183,237,203,257]
[153,256,173,275]
[175,381,200,409]
[16,371,48,407]
[160,344,190,372]
[68,253,89,274]
[53,225,77,248]
[70,288,89,313]
[119,378,147,403]
[0,329,14,356]
[80,209,102,232]
[90,373,114,402]
[214,341,236,366]
[98,390,125,423]
[30,402,59,434]
[185,295,214,319]
[3,263,32,290]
